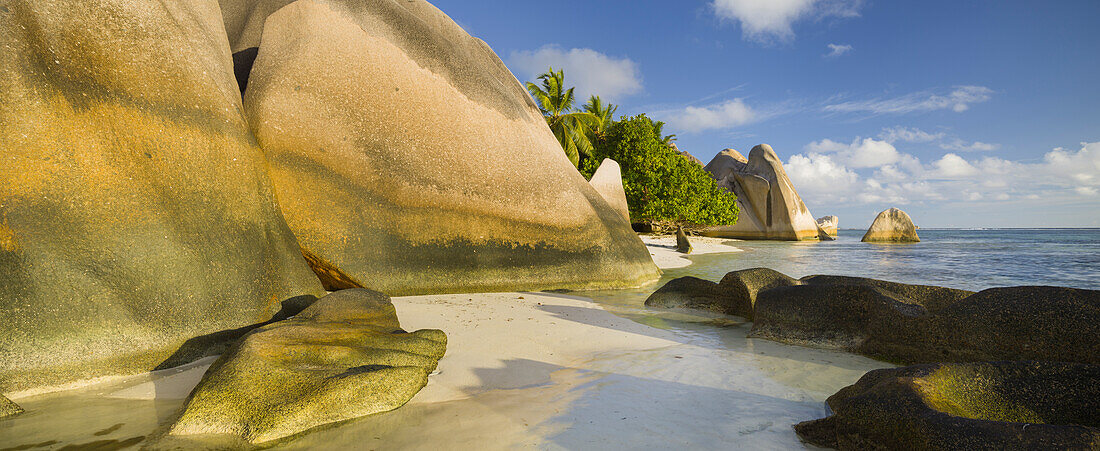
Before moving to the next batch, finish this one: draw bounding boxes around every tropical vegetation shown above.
[525,68,599,167]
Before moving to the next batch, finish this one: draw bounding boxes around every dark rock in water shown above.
[675,227,692,254]
[0,395,22,419]
[716,268,800,320]
[645,277,732,315]
[795,361,1100,450]
[0,0,325,394]
[753,284,1099,364]
[165,289,446,444]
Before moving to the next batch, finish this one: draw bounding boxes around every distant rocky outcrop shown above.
[166,289,446,445]
[0,0,325,393]
[862,208,920,243]
[670,143,704,167]
[796,361,1100,450]
[232,0,658,294]
[647,269,1100,365]
[589,159,631,221]
[675,226,692,254]
[816,216,839,237]
[0,395,22,419]
[701,145,832,241]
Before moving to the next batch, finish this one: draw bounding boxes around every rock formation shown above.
[589,159,631,221]
[229,0,658,294]
[647,269,1100,364]
[0,0,325,393]
[701,145,831,241]
[166,289,446,445]
[675,226,692,254]
[862,208,920,243]
[816,216,839,237]
[796,362,1100,450]
[0,395,22,419]
[670,143,704,167]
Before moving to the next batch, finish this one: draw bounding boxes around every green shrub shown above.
[581,115,738,226]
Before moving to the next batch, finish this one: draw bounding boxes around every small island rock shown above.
[816,216,839,237]
[796,361,1100,450]
[862,208,920,243]
[166,289,446,445]
[675,226,693,254]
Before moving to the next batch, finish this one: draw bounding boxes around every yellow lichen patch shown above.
[914,366,1045,424]
[0,222,18,252]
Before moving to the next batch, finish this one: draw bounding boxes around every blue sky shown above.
[432,0,1100,228]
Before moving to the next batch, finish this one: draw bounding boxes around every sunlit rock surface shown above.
[0,0,325,393]
[165,289,446,445]
[232,0,657,294]
[589,158,631,221]
[0,395,21,418]
[817,215,839,237]
[796,362,1100,450]
[701,145,829,241]
[862,208,920,243]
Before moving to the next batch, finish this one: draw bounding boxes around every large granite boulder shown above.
[589,158,631,221]
[751,281,1099,364]
[228,0,658,294]
[0,0,324,393]
[645,268,797,319]
[166,289,446,445]
[862,208,920,243]
[796,362,1100,450]
[0,395,22,419]
[700,145,831,241]
[670,143,704,167]
[816,215,839,237]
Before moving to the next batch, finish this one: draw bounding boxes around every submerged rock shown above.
[675,226,692,254]
[795,361,1100,450]
[589,159,631,221]
[0,395,22,419]
[166,289,446,445]
[701,145,830,241]
[232,0,657,294]
[0,0,324,393]
[862,208,920,243]
[816,215,839,237]
[645,268,796,319]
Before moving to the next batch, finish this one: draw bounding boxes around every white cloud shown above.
[879,126,999,152]
[805,137,900,168]
[712,0,863,43]
[786,141,1100,213]
[825,86,994,115]
[940,139,999,152]
[664,99,757,133]
[509,45,643,101]
[825,43,852,57]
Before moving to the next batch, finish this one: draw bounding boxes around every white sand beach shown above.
[639,234,743,269]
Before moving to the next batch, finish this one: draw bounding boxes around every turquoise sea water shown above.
[671,228,1100,292]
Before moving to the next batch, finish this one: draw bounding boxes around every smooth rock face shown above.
[0,0,324,393]
[0,395,22,418]
[235,0,658,294]
[862,208,920,243]
[751,280,1099,364]
[645,268,797,320]
[816,215,839,237]
[795,362,1100,450]
[675,226,692,254]
[166,289,446,445]
[701,145,830,241]
[589,158,631,221]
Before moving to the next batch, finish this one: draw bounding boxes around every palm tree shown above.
[652,120,677,147]
[583,95,618,139]
[526,68,599,167]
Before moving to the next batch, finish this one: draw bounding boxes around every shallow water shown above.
[2,229,1095,450]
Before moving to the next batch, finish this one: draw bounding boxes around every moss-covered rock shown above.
[795,361,1100,450]
[0,395,22,419]
[225,0,658,295]
[644,268,807,320]
[166,289,446,444]
[0,0,324,393]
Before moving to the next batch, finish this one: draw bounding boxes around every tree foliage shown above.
[581,115,738,226]
[525,68,599,167]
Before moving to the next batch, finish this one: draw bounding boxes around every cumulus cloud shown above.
[805,137,900,168]
[786,141,1100,210]
[509,45,643,101]
[825,86,994,115]
[663,99,757,133]
[825,43,852,57]
[712,0,863,43]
